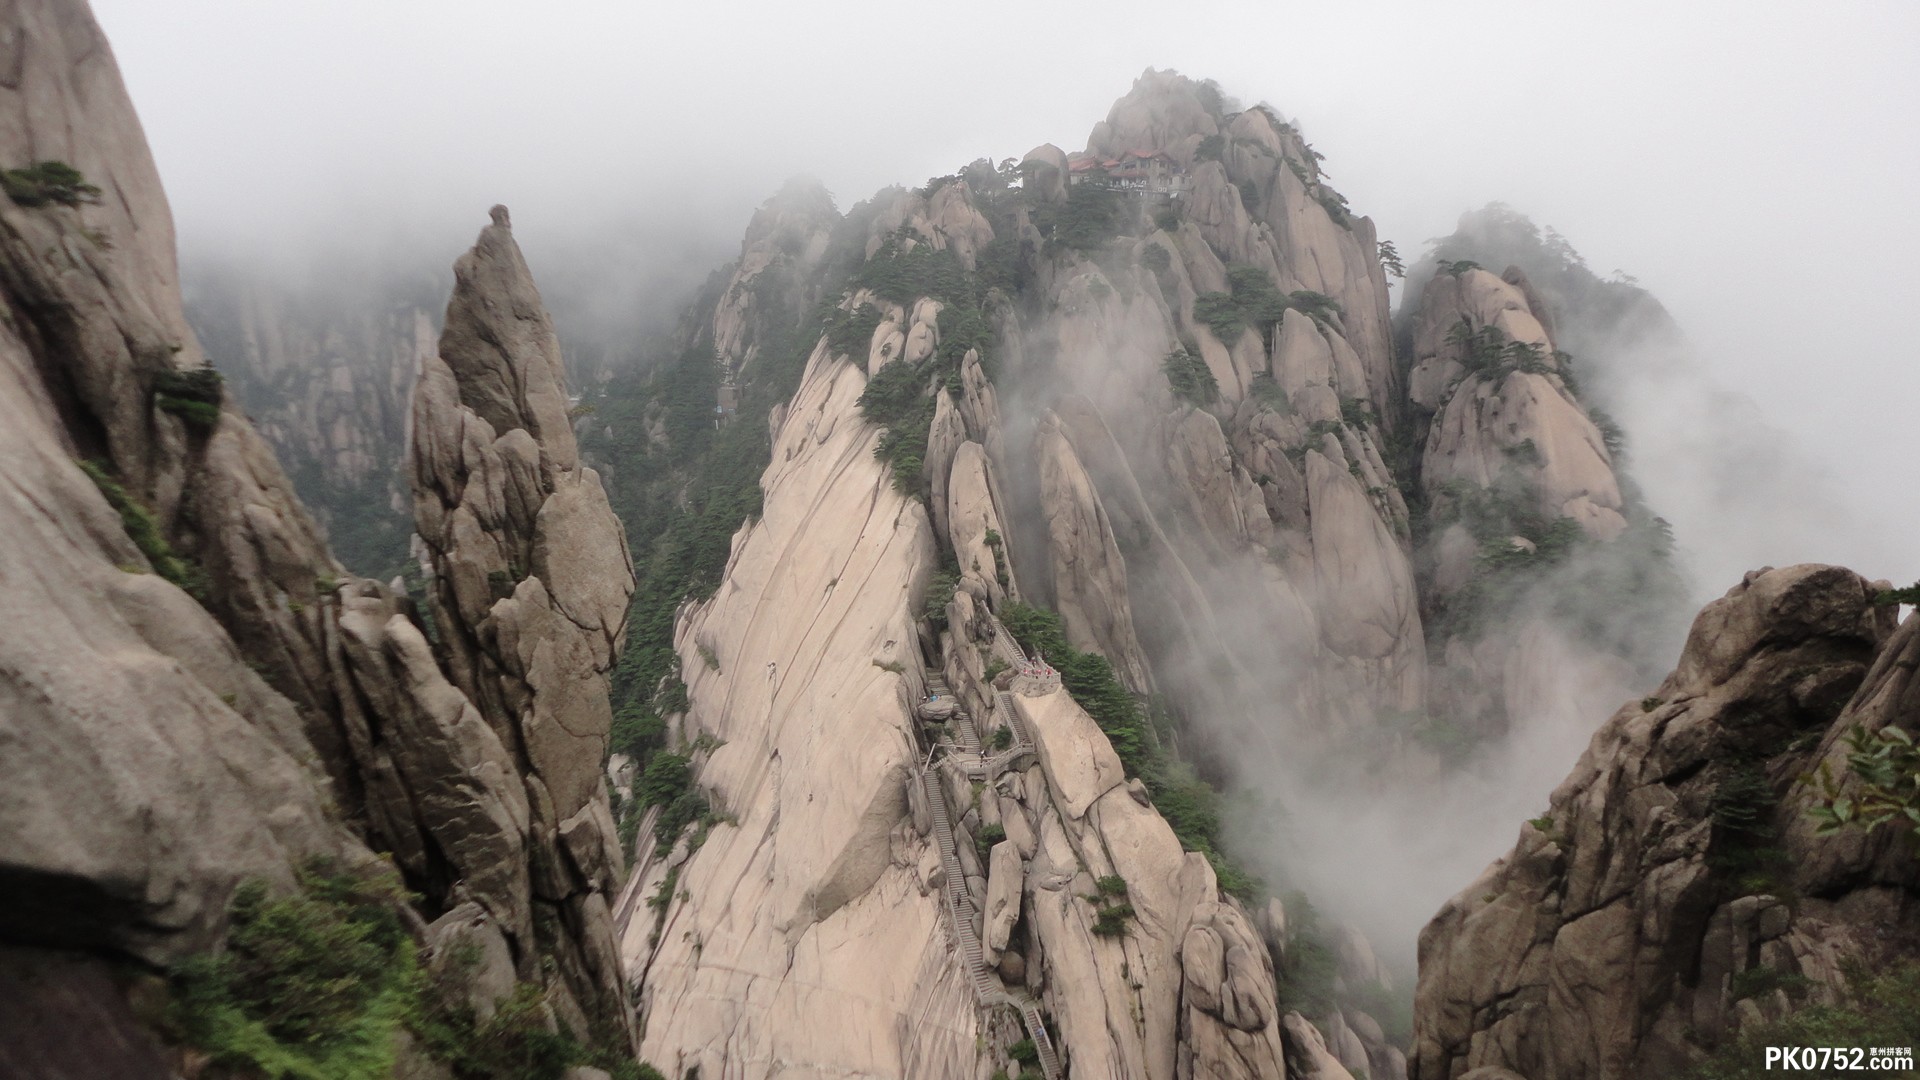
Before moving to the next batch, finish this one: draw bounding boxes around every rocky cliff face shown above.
[185,263,444,576]
[411,204,638,1040]
[0,3,637,1074]
[616,299,1308,1078]
[611,68,1531,1080]
[1411,565,1914,1079]
[7,14,1847,1077]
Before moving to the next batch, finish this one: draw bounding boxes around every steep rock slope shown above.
[615,314,1308,1074]
[0,3,638,1072]
[608,69,1453,1080]
[620,331,965,1078]
[0,0,353,965]
[598,64,1701,1080]
[1400,261,1671,760]
[1411,566,1913,1079]
[412,205,639,1039]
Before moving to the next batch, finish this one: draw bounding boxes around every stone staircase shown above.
[926,662,1036,776]
[913,614,1066,1078]
[918,765,1063,1080]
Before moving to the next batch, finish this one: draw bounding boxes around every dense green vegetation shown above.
[167,862,420,1077]
[1161,348,1218,406]
[848,225,1004,494]
[154,364,226,429]
[1708,759,1794,898]
[165,859,657,1080]
[858,358,936,494]
[975,822,1006,862]
[1424,468,1680,653]
[1,160,101,207]
[1272,891,1339,1016]
[635,751,712,858]
[1685,962,1920,1080]
[1876,582,1920,606]
[1806,723,1920,843]
[1190,264,1305,345]
[1248,373,1290,413]
[1445,320,1561,382]
[1032,176,1129,255]
[1090,901,1135,937]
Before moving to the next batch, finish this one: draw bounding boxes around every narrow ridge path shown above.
[917,614,1062,1080]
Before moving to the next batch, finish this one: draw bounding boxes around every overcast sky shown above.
[93,0,1920,586]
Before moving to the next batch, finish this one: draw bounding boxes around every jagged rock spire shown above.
[411,207,637,1039]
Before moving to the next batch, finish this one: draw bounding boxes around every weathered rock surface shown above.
[713,178,839,371]
[1412,565,1908,1080]
[623,331,967,1078]
[1306,450,1427,713]
[412,209,637,1035]
[1034,409,1153,691]
[0,4,641,1071]
[0,0,362,969]
[1409,267,1625,540]
[947,440,1011,607]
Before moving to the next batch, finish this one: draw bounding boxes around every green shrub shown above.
[1091,904,1134,937]
[859,360,936,495]
[1162,348,1218,406]
[158,396,221,428]
[1,160,101,207]
[1249,373,1289,412]
[1376,239,1406,279]
[167,859,421,1079]
[1806,724,1920,842]
[1235,178,1261,213]
[1875,582,1920,607]
[1194,265,1293,344]
[1287,290,1342,322]
[859,359,927,422]
[638,753,710,859]
[155,365,225,404]
[1709,761,1794,896]
[455,984,574,1079]
[991,725,1013,750]
[1686,962,1920,1080]
[922,569,961,626]
[1010,1038,1039,1066]
[1095,875,1128,897]
[1035,179,1127,254]
[825,304,883,359]
[1728,965,1813,1004]
[1225,265,1289,327]
[936,301,994,368]
[1274,891,1338,1016]
[155,364,226,427]
[76,459,204,597]
[1316,189,1352,227]
[1192,292,1245,343]
[854,230,968,304]
[975,822,1006,861]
